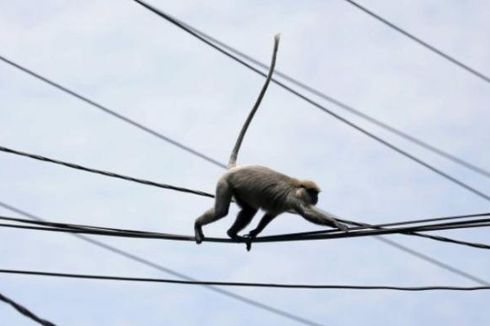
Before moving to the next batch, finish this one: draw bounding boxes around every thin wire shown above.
[0,145,214,199]
[343,0,490,84]
[0,202,322,326]
[0,55,226,169]
[177,17,490,179]
[1,268,489,291]
[0,291,56,326]
[375,236,489,285]
[132,0,490,203]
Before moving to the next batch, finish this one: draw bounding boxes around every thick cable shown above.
[1,214,489,250]
[1,268,489,291]
[2,143,489,249]
[0,145,214,198]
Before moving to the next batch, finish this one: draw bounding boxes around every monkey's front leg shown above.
[297,205,349,231]
[194,208,214,244]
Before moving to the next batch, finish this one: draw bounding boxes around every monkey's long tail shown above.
[227,34,280,169]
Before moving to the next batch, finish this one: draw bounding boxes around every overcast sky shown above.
[1,0,489,325]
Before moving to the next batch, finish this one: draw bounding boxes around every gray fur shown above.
[194,165,348,250]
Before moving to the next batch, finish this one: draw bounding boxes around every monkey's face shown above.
[297,187,319,205]
[307,188,319,205]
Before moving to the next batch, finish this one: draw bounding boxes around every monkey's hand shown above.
[335,221,349,232]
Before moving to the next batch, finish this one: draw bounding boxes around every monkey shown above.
[194,34,348,250]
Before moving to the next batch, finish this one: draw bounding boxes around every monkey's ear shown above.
[299,180,321,193]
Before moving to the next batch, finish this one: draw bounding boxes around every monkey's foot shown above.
[336,223,349,232]
[243,234,256,252]
[194,227,204,244]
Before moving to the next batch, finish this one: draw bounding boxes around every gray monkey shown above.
[194,35,348,250]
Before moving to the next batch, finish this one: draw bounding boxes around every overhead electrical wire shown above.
[1,268,489,292]
[343,0,490,84]
[0,291,55,326]
[131,0,490,204]
[0,201,322,326]
[1,213,489,250]
[0,20,488,287]
[0,145,214,198]
[2,144,489,250]
[0,4,487,318]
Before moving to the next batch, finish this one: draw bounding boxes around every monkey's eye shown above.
[306,188,318,195]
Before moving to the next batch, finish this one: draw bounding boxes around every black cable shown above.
[0,291,55,326]
[268,212,490,239]
[343,0,490,84]
[1,268,489,291]
[0,202,322,326]
[132,0,490,203]
[2,144,490,273]
[2,143,489,250]
[287,211,490,250]
[0,1,487,306]
[0,16,487,290]
[0,145,214,199]
[177,17,490,179]
[0,55,226,169]
[1,145,489,284]
[4,212,489,237]
[1,214,489,250]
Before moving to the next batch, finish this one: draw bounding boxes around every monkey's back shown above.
[224,165,297,212]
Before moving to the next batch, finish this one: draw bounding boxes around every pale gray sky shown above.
[0,1,489,325]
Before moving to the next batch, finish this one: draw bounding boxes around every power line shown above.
[1,268,489,291]
[176,16,490,179]
[132,0,490,204]
[0,291,55,326]
[343,0,490,84]
[0,24,488,286]
[0,1,487,304]
[0,55,226,169]
[280,212,490,238]
[2,202,488,292]
[1,146,488,284]
[0,201,322,326]
[2,144,489,250]
[1,213,489,250]
[0,145,214,199]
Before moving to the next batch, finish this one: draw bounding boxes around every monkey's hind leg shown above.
[245,213,277,251]
[194,180,233,244]
[226,205,257,241]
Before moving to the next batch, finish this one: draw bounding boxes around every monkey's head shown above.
[296,180,321,205]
